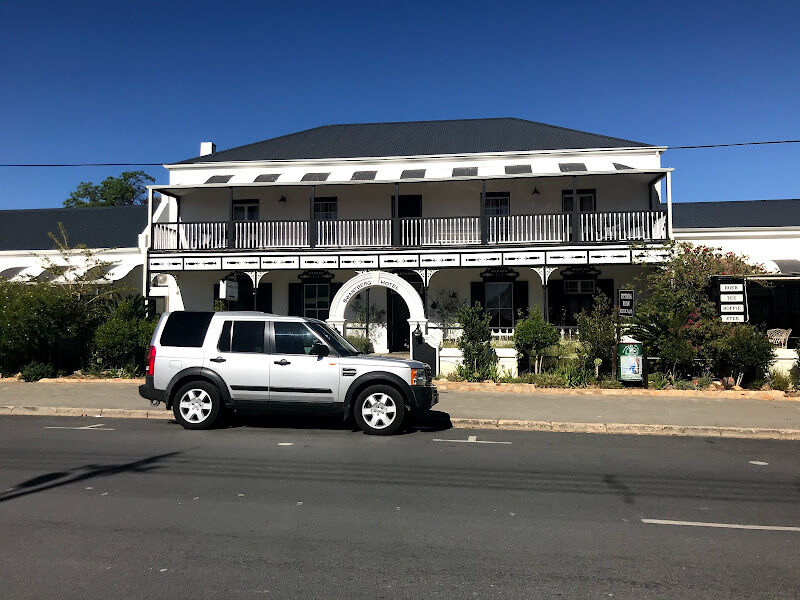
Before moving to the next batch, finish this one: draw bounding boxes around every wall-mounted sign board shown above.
[714,276,748,323]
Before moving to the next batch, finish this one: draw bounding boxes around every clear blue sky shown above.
[1,0,798,210]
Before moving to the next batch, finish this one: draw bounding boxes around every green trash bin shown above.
[617,335,644,384]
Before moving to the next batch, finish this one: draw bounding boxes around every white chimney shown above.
[200,141,216,156]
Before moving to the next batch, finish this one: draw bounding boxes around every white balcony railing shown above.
[581,211,667,242]
[234,220,308,249]
[316,219,391,247]
[151,210,668,251]
[401,216,481,246]
[488,213,571,243]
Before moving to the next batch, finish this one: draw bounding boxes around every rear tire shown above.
[172,381,223,430]
[354,385,406,436]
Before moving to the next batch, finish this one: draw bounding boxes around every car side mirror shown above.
[310,341,330,357]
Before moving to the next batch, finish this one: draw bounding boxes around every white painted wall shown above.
[674,228,800,267]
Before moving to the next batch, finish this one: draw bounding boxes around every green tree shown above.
[630,242,764,379]
[455,303,497,381]
[429,288,463,340]
[709,324,775,386]
[93,296,157,371]
[574,293,616,376]
[64,170,154,207]
[513,308,559,374]
[349,297,386,347]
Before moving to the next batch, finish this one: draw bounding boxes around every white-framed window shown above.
[485,281,514,328]
[313,197,337,221]
[564,279,596,295]
[232,199,259,221]
[561,189,596,212]
[303,283,330,320]
[485,192,510,216]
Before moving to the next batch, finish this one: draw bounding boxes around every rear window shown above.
[159,312,214,347]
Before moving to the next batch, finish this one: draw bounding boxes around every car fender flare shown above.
[165,367,232,409]
[343,371,415,421]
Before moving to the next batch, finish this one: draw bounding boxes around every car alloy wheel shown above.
[361,392,397,430]
[179,388,213,424]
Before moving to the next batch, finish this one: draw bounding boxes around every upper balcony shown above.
[149,169,672,253]
[152,211,667,251]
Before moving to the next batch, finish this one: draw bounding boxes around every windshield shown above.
[307,321,361,356]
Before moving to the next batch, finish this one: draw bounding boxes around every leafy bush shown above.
[674,379,696,390]
[575,293,616,375]
[768,369,791,392]
[20,361,54,382]
[709,325,774,386]
[790,359,800,390]
[648,372,670,390]
[513,309,559,374]
[599,377,623,389]
[529,372,570,388]
[455,304,497,381]
[346,335,374,354]
[93,297,156,371]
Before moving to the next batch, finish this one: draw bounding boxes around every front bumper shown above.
[412,385,438,411]
[138,376,166,404]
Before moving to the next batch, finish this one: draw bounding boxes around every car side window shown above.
[274,322,318,355]
[217,320,265,353]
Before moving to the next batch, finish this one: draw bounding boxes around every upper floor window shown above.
[485,192,510,216]
[313,197,337,221]
[232,199,259,221]
[561,189,596,212]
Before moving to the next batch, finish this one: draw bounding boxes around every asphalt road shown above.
[0,414,798,599]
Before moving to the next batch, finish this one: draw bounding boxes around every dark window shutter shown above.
[256,282,272,313]
[470,282,485,308]
[513,281,529,322]
[288,283,303,317]
[329,282,342,303]
[548,282,565,324]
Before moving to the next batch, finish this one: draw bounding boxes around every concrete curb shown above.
[1,405,798,439]
[434,380,794,401]
[451,418,800,440]
[3,406,171,420]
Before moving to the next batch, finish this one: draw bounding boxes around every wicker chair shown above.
[767,328,791,349]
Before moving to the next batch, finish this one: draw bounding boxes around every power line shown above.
[1,139,799,167]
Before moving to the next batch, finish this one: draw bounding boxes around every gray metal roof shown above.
[177,118,652,164]
[671,199,800,229]
[0,205,148,251]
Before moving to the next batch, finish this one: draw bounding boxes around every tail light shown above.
[147,345,156,376]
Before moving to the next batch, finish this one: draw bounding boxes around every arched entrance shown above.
[328,271,427,358]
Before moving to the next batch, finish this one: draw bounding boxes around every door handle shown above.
[209,356,226,363]
[274,359,291,366]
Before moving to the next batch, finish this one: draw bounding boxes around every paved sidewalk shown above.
[1,380,799,439]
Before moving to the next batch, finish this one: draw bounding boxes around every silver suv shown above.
[138,311,437,435]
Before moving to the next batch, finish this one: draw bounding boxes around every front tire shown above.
[172,381,223,430]
[354,385,406,436]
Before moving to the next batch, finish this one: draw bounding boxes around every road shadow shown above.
[0,450,183,505]
[221,408,453,434]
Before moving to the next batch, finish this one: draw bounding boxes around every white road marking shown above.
[277,442,293,446]
[433,436,511,445]
[642,518,800,532]
[46,423,115,431]
[748,460,769,466]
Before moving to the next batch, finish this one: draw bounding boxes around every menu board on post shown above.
[716,277,747,323]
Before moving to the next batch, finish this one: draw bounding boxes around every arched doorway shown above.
[386,270,424,352]
[328,271,427,358]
